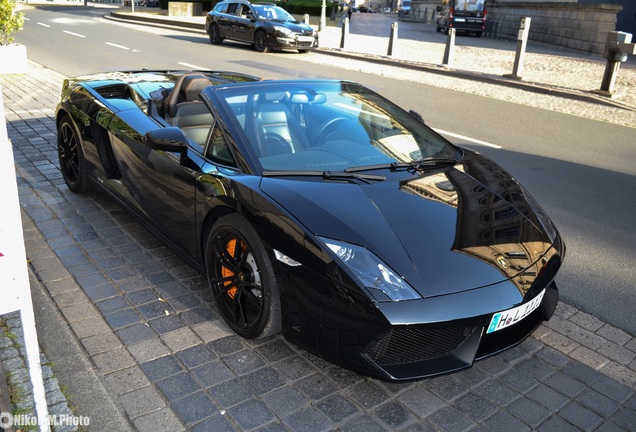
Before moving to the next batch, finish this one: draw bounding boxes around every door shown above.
[108,116,201,256]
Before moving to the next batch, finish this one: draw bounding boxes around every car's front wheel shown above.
[254,30,271,53]
[205,214,281,339]
[209,24,223,44]
[57,115,90,193]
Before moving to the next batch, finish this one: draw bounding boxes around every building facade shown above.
[408,1,625,54]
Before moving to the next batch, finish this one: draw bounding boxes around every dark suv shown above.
[205,0,319,53]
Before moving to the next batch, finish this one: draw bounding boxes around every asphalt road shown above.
[18,6,636,335]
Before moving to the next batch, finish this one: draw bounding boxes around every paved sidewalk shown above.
[1,58,636,431]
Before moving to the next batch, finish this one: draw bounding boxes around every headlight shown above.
[319,237,422,302]
[273,26,292,35]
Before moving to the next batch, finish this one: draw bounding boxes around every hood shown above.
[260,152,555,298]
[269,21,313,34]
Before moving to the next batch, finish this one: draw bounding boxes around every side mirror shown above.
[409,110,425,124]
[143,127,189,163]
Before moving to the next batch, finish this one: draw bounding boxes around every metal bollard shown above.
[340,17,349,50]
[303,14,309,25]
[506,17,531,80]
[597,31,636,96]
[442,28,456,67]
[387,22,398,57]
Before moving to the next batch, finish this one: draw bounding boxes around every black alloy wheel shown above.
[57,115,89,193]
[209,24,223,44]
[254,30,271,53]
[206,214,281,339]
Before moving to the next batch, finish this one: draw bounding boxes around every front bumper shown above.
[364,281,559,381]
[275,34,319,50]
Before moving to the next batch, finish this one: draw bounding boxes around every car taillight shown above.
[449,7,454,19]
[483,8,487,21]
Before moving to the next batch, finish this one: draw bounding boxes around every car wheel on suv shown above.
[254,30,270,53]
[209,24,224,44]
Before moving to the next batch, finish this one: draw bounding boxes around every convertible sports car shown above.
[56,70,565,381]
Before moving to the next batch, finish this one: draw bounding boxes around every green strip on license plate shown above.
[487,289,545,334]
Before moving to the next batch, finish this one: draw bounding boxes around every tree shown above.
[0,0,25,46]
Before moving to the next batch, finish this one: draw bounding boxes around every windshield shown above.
[453,0,485,13]
[215,81,458,173]
[253,5,297,22]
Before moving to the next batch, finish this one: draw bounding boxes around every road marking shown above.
[106,42,130,50]
[433,128,502,149]
[37,22,51,28]
[178,62,206,70]
[63,30,86,38]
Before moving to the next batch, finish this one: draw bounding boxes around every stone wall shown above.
[488,2,621,54]
[404,1,439,23]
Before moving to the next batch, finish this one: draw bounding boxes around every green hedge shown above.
[281,0,336,17]
[159,0,330,15]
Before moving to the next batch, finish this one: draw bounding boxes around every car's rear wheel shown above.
[57,115,90,193]
[205,214,281,339]
[254,30,271,53]
[209,24,223,44]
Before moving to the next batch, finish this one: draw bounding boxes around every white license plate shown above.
[486,289,545,334]
[454,18,466,22]
[297,36,315,43]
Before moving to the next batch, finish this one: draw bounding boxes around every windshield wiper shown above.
[262,170,386,184]
[345,157,458,173]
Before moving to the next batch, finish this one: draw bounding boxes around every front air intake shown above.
[364,326,477,366]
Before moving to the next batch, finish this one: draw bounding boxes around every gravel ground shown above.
[297,14,636,128]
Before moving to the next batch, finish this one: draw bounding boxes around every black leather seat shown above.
[165,74,214,148]
[253,99,307,157]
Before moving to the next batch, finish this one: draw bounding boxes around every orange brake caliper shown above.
[222,238,238,299]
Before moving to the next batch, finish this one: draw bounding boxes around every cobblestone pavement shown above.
[0,312,77,432]
[1,56,636,431]
[3,8,636,431]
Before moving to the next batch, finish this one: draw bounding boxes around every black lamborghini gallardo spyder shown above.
[56,70,565,381]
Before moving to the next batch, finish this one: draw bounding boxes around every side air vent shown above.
[94,84,130,99]
[90,121,120,179]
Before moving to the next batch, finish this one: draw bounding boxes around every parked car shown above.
[56,70,564,381]
[205,0,319,53]
[436,0,487,37]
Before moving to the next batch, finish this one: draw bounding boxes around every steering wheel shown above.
[262,132,292,156]
[315,117,348,145]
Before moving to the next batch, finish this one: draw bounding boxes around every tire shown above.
[254,30,271,53]
[209,24,223,45]
[57,115,90,193]
[205,213,281,339]
[475,31,483,38]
